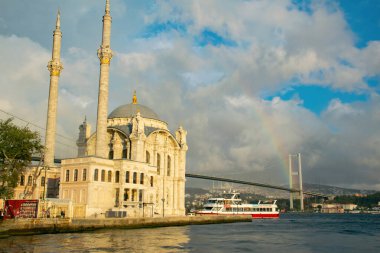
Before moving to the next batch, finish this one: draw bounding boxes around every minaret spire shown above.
[56,9,61,29]
[95,0,113,158]
[44,10,64,167]
[105,0,110,14]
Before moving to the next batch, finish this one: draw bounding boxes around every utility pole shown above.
[288,154,294,210]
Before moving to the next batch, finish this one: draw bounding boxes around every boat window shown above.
[204,207,213,210]
[224,194,234,199]
[207,200,217,204]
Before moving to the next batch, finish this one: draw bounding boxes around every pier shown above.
[0,215,251,238]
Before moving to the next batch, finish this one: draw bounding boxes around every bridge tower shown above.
[289,153,304,211]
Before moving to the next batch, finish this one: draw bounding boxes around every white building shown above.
[60,93,188,217]
[15,0,188,218]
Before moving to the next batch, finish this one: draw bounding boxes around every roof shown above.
[108,103,160,120]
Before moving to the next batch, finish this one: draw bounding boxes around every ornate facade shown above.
[15,0,188,218]
[57,0,188,218]
[61,94,187,217]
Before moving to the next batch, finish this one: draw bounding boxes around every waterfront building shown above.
[13,167,60,200]
[60,92,188,218]
[14,0,188,218]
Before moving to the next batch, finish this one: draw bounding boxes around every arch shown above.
[125,171,130,183]
[146,129,181,149]
[133,172,137,184]
[94,169,99,181]
[74,169,78,181]
[86,128,129,157]
[64,171,69,182]
[115,171,120,183]
[101,170,106,182]
[140,173,144,184]
[108,171,112,182]
[82,168,87,181]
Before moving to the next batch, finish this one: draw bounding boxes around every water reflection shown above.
[1,214,379,253]
[0,226,190,253]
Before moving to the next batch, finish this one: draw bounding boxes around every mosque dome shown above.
[108,103,160,120]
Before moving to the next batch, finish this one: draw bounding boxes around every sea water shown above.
[0,213,379,252]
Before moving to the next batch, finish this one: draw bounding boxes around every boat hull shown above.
[196,212,279,219]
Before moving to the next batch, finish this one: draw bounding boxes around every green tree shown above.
[0,118,44,199]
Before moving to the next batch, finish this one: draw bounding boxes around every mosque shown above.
[14,0,188,218]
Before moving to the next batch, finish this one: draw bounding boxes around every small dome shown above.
[108,103,160,120]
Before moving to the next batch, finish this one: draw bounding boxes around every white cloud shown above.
[0,1,379,190]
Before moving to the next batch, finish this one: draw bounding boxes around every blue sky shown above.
[0,0,379,190]
[136,0,380,115]
[270,0,380,115]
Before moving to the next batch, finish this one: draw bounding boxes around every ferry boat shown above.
[196,192,280,219]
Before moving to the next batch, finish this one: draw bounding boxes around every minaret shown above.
[44,10,63,167]
[95,0,113,158]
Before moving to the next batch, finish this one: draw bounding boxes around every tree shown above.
[0,118,44,199]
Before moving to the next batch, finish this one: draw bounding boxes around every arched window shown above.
[115,171,120,183]
[167,155,171,176]
[140,173,144,184]
[94,169,99,181]
[20,175,25,186]
[74,169,78,181]
[65,171,69,182]
[146,151,150,164]
[157,153,161,175]
[133,172,137,184]
[101,170,105,182]
[83,169,87,181]
[125,171,130,183]
[108,171,112,182]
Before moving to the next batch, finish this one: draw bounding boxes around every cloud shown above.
[0,0,379,190]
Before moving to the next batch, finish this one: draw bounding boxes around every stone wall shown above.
[0,215,251,238]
